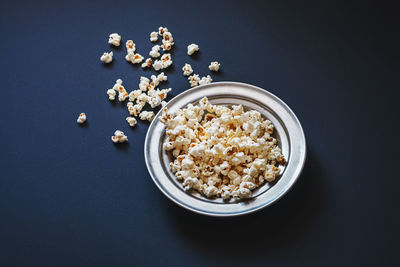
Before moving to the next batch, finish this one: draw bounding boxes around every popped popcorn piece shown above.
[209,61,220,72]
[162,32,174,42]
[111,130,128,143]
[188,74,200,87]
[108,33,121,46]
[161,53,173,68]
[139,76,150,91]
[139,111,155,122]
[126,116,137,127]
[107,89,116,100]
[126,52,144,64]
[158,26,169,36]
[150,31,158,42]
[198,75,213,86]
[129,89,141,102]
[161,40,173,51]
[161,100,168,107]
[118,91,129,101]
[182,64,193,76]
[153,60,163,71]
[125,40,136,53]
[160,97,286,200]
[141,58,152,68]
[187,43,199,55]
[77,113,86,124]
[100,51,113,63]
[149,45,161,58]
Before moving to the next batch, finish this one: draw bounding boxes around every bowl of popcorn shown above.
[144,82,306,216]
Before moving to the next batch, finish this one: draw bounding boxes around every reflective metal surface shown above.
[144,82,306,216]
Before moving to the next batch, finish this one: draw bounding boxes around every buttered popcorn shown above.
[159,97,286,200]
[108,33,121,46]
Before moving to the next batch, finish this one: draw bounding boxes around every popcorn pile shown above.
[159,97,286,199]
[107,72,171,126]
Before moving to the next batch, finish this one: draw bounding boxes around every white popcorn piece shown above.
[139,111,155,122]
[111,130,128,143]
[128,102,145,116]
[129,90,141,102]
[125,40,136,53]
[160,97,286,200]
[187,43,199,55]
[153,60,163,71]
[161,53,173,69]
[77,113,86,124]
[107,89,116,100]
[158,26,169,36]
[209,61,220,72]
[126,52,144,64]
[150,31,158,42]
[149,45,161,58]
[141,58,152,68]
[108,33,121,46]
[162,32,173,42]
[118,91,129,101]
[198,75,213,86]
[126,116,137,127]
[100,51,113,63]
[161,100,167,107]
[188,74,200,87]
[182,64,193,76]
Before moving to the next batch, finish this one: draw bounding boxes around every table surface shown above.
[1,0,399,266]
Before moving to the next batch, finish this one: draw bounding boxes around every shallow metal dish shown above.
[144,82,306,217]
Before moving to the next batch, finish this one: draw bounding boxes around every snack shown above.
[159,97,286,199]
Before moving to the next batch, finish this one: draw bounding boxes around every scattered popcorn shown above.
[141,58,152,68]
[199,75,213,86]
[125,40,136,53]
[188,74,200,87]
[126,116,137,127]
[111,130,128,143]
[182,64,193,76]
[77,113,86,124]
[158,26,169,36]
[187,43,199,55]
[107,89,116,100]
[108,33,121,46]
[149,45,161,58]
[139,111,155,122]
[209,61,220,72]
[159,97,286,199]
[100,51,113,63]
[150,31,158,42]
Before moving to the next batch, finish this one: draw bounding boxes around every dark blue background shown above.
[1,0,399,266]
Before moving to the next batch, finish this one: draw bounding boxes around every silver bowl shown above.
[144,82,306,216]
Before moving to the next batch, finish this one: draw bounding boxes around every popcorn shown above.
[182,64,193,76]
[150,31,158,42]
[188,74,200,87]
[125,40,136,53]
[100,51,113,63]
[162,32,174,42]
[108,33,121,46]
[107,89,116,100]
[187,43,199,55]
[126,52,144,64]
[128,102,145,116]
[77,113,86,124]
[160,97,286,199]
[129,90,141,102]
[118,91,129,101]
[209,61,220,72]
[139,111,155,122]
[158,26,169,36]
[126,116,137,127]
[139,76,150,91]
[161,53,173,68]
[111,130,128,143]
[161,31,174,51]
[198,75,213,86]
[153,60,163,71]
[149,45,161,58]
[141,58,152,68]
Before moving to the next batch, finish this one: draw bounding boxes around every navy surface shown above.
[1,0,399,266]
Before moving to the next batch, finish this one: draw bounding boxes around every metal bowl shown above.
[144,82,306,216]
